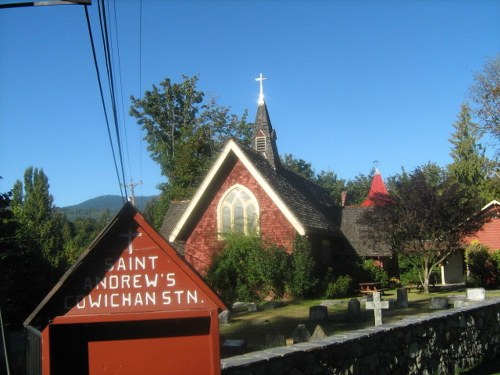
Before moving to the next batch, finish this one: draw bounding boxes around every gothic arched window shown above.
[218,185,259,235]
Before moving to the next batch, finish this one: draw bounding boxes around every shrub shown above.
[465,241,498,288]
[398,254,422,285]
[324,275,353,299]
[206,234,290,304]
[287,235,318,298]
[361,259,389,287]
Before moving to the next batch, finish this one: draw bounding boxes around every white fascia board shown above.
[169,140,305,242]
[169,141,235,242]
[231,145,306,236]
[481,200,500,211]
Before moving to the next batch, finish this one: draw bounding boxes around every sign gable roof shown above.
[25,202,227,329]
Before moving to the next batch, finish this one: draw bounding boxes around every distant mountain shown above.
[59,195,157,222]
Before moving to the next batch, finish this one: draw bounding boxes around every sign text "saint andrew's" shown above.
[64,252,204,310]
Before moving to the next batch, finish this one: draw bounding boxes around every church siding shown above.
[185,160,296,274]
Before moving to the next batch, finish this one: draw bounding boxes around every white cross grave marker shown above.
[365,292,389,326]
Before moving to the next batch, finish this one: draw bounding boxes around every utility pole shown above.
[124,180,143,207]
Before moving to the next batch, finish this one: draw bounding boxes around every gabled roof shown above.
[340,206,392,257]
[25,202,227,329]
[480,200,500,214]
[168,139,341,242]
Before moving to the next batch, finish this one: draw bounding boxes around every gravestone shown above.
[309,305,328,321]
[219,310,230,324]
[466,288,486,301]
[348,299,361,316]
[365,292,389,326]
[397,288,409,308]
[265,330,286,348]
[247,302,258,312]
[430,297,449,309]
[292,324,311,344]
[310,324,327,341]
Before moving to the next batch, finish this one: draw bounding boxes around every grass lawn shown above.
[220,288,500,366]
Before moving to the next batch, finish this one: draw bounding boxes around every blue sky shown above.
[1,0,499,207]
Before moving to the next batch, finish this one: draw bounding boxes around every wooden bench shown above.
[359,288,389,295]
[405,283,423,293]
[358,282,388,295]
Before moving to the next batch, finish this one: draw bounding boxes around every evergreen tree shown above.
[449,104,487,199]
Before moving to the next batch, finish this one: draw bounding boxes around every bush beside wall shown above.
[221,299,500,375]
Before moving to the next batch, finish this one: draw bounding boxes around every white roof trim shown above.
[169,140,305,242]
[481,200,500,211]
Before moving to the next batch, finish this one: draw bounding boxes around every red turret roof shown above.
[361,170,388,207]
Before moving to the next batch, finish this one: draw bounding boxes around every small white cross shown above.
[365,292,389,326]
[119,230,142,254]
[255,73,267,105]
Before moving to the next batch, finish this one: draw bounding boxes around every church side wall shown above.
[185,160,297,274]
[473,217,500,251]
[221,299,500,375]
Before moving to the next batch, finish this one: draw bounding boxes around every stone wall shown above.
[221,299,500,375]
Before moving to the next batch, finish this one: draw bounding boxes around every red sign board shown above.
[63,227,215,316]
[25,203,226,375]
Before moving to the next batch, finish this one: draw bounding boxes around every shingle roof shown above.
[340,206,392,257]
[160,200,191,239]
[160,200,190,255]
[237,143,341,235]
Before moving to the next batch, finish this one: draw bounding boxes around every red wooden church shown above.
[161,76,390,275]
[465,200,500,251]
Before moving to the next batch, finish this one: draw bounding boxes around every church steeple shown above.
[252,74,281,169]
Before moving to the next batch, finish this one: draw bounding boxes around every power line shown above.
[84,3,126,201]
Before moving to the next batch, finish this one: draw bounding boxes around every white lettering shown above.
[121,274,130,288]
[111,293,120,307]
[135,256,145,270]
[149,256,158,270]
[145,273,158,287]
[88,294,102,308]
[108,275,119,289]
[133,274,141,288]
[174,290,184,304]
[122,292,131,306]
[76,295,86,309]
[162,291,171,305]
[166,273,176,287]
[134,293,143,306]
[187,290,198,304]
[145,292,155,305]
[116,258,126,271]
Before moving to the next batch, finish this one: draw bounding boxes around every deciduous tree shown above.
[130,75,252,201]
[360,165,488,293]
[470,55,500,145]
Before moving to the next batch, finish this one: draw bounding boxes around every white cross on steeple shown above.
[255,73,267,105]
